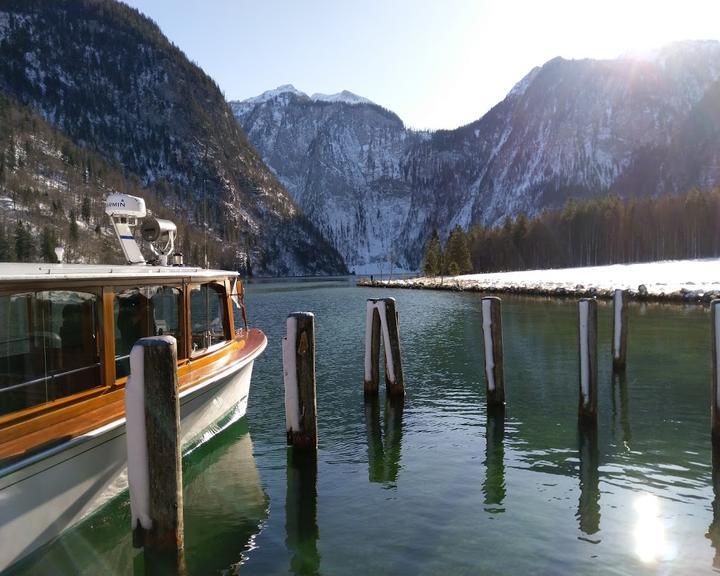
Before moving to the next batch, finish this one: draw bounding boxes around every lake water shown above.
[11,279,720,575]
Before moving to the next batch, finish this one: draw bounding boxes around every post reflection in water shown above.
[483,407,506,512]
[285,449,320,576]
[707,449,720,568]
[179,426,269,574]
[611,372,632,447]
[364,395,404,484]
[577,424,600,540]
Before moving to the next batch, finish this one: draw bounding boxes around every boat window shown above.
[114,286,184,379]
[231,295,245,334]
[190,284,228,354]
[230,279,246,335]
[0,291,101,416]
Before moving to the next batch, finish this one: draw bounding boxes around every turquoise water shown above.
[11,280,720,575]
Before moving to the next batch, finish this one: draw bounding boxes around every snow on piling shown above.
[578,299,598,426]
[125,336,185,571]
[364,298,404,397]
[283,312,318,450]
[481,297,505,408]
[612,289,629,372]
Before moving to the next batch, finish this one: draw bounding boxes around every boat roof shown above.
[0,262,239,282]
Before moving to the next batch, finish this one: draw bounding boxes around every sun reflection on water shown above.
[633,493,666,564]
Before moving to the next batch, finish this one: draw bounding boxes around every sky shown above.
[123,0,720,130]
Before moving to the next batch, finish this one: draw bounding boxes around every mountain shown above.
[232,41,720,270]
[231,86,428,271]
[0,0,346,275]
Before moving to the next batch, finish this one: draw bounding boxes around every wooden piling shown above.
[125,336,185,574]
[383,298,405,397]
[612,289,629,372]
[364,303,381,395]
[712,300,720,447]
[364,298,404,397]
[283,312,317,450]
[481,297,505,407]
[578,298,598,425]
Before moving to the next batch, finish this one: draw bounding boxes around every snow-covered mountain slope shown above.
[311,90,374,105]
[231,88,427,270]
[0,0,345,275]
[233,41,720,270]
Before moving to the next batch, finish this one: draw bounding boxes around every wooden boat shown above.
[0,195,267,571]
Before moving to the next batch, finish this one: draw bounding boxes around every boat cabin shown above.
[0,264,260,463]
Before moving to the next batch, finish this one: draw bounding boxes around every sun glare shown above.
[633,493,667,564]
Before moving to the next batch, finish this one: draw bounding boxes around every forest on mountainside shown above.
[0,0,346,275]
[0,93,238,267]
[422,187,720,275]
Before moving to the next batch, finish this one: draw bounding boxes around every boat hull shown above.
[0,354,258,573]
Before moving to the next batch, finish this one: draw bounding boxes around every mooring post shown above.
[283,312,318,450]
[612,289,629,372]
[712,300,720,447]
[364,301,382,395]
[382,298,405,396]
[578,298,598,425]
[364,297,404,397]
[481,297,505,407]
[125,336,185,574]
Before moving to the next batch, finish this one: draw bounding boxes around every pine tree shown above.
[0,224,11,261]
[444,225,472,276]
[69,209,79,243]
[81,196,91,223]
[422,228,442,277]
[40,226,58,263]
[14,221,35,262]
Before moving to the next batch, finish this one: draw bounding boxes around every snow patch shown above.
[237,84,307,107]
[311,90,374,106]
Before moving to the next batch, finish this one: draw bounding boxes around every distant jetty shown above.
[357,259,720,304]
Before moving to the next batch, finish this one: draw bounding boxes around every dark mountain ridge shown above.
[0,0,345,274]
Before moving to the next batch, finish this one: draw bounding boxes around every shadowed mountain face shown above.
[0,0,346,275]
[233,41,720,269]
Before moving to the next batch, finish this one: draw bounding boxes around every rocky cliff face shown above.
[233,41,720,270]
[231,88,428,272]
[0,0,345,274]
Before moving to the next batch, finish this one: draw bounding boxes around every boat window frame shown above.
[0,283,106,424]
[188,280,232,359]
[110,281,188,386]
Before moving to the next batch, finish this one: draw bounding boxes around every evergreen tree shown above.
[0,224,11,261]
[81,196,91,223]
[14,221,35,262]
[422,228,442,277]
[444,225,472,276]
[69,209,79,243]
[40,226,58,263]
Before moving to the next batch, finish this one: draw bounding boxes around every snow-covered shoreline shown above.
[358,259,720,304]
